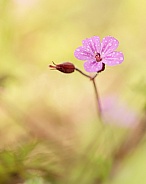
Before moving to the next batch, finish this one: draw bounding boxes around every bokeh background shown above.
[0,0,146,183]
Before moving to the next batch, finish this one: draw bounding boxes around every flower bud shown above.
[49,62,75,74]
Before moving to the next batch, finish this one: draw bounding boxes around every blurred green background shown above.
[0,0,146,183]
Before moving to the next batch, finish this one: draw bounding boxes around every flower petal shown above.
[74,46,93,60]
[102,51,124,66]
[101,36,119,57]
[84,60,103,72]
[82,36,101,54]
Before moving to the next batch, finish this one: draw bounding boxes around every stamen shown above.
[95,53,102,62]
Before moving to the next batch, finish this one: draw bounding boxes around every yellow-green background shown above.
[0,0,146,183]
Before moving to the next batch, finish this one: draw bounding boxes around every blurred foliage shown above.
[0,0,146,183]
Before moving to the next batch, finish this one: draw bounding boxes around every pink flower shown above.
[102,96,138,128]
[74,36,124,72]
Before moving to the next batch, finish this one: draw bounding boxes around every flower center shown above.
[95,53,102,62]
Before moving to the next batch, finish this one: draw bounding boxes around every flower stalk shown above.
[92,77,102,120]
[75,68,102,120]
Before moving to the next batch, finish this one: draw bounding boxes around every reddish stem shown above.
[75,68,102,120]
